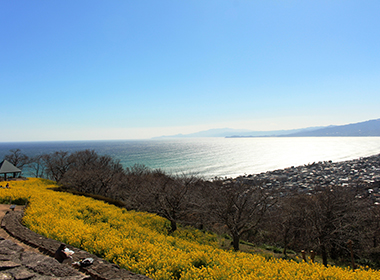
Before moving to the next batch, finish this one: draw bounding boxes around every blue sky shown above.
[1,0,379,141]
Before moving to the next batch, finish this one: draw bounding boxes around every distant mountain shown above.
[226,126,327,138]
[153,126,327,139]
[153,128,253,139]
[284,118,380,137]
[153,118,380,139]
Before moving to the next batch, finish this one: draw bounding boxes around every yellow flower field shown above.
[1,178,380,279]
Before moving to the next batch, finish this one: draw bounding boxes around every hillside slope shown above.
[284,118,380,137]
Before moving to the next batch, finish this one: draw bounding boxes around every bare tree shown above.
[130,170,202,233]
[266,193,312,257]
[126,163,151,177]
[155,173,202,232]
[60,150,125,198]
[29,155,46,178]
[119,164,153,209]
[43,151,72,182]
[210,179,277,251]
[370,205,380,249]
[86,154,125,196]
[307,186,369,267]
[4,149,29,169]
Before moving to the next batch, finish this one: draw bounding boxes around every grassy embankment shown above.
[1,178,379,280]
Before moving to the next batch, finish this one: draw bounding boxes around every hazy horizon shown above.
[1,1,379,142]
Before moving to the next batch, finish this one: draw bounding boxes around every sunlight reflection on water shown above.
[1,137,380,179]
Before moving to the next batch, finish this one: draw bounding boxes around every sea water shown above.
[1,137,380,179]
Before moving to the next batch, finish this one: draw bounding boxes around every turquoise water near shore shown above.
[1,137,380,179]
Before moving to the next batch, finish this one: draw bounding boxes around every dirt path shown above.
[0,204,41,254]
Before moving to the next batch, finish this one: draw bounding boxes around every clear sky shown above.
[1,0,379,141]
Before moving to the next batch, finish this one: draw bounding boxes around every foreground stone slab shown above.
[0,239,88,280]
[0,260,21,269]
[2,211,152,280]
[11,269,35,280]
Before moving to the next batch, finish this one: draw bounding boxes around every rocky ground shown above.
[0,205,151,280]
[0,205,38,253]
[0,205,89,280]
[0,237,89,280]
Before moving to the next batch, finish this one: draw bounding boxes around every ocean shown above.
[1,137,380,179]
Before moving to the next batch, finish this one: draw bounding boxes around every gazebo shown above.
[0,160,22,181]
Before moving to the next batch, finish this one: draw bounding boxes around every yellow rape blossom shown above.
[1,178,379,280]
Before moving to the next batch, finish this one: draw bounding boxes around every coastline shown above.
[2,137,380,180]
[1,153,380,279]
[232,153,380,202]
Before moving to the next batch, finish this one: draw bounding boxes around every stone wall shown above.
[0,237,89,280]
[1,210,152,280]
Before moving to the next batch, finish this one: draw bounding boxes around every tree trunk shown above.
[374,234,377,248]
[232,233,240,251]
[170,219,177,233]
[374,221,379,248]
[321,244,328,267]
[330,243,338,260]
[283,229,289,257]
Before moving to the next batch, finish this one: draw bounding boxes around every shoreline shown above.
[232,153,380,202]
[2,137,380,179]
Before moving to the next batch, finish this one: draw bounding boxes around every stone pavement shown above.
[0,237,89,280]
[1,206,152,280]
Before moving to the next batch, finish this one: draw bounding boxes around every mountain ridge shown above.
[153,118,380,139]
[283,118,380,137]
